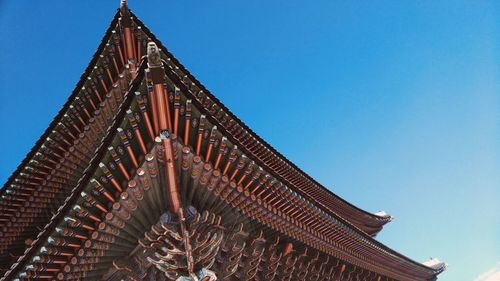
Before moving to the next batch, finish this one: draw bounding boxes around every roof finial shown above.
[120,0,127,10]
[119,0,130,19]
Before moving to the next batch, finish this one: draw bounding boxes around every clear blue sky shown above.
[0,1,498,280]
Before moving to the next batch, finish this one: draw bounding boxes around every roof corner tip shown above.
[374,210,392,221]
[423,258,448,272]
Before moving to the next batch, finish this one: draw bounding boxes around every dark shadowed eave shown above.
[0,60,148,281]
[0,10,123,273]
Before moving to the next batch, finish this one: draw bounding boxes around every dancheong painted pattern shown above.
[0,1,446,280]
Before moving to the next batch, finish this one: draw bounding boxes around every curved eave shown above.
[0,10,120,198]
[0,11,130,271]
[132,11,439,278]
[0,60,148,281]
[131,12,391,235]
[1,59,443,279]
[0,6,444,281]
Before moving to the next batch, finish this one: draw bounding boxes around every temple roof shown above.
[0,2,445,280]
